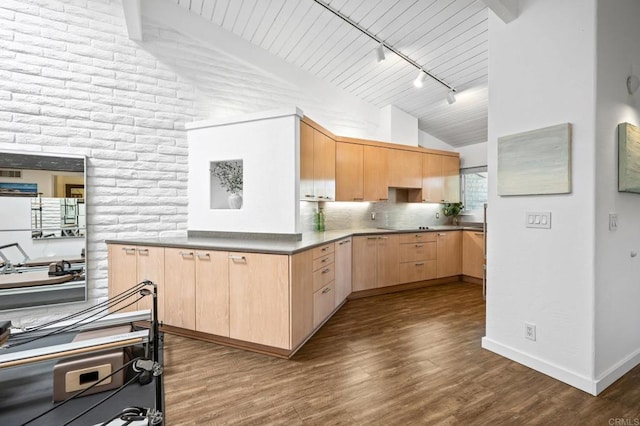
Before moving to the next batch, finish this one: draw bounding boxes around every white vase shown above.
[228,193,243,209]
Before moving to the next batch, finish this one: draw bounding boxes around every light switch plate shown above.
[609,213,618,231]
[526,211,551,229]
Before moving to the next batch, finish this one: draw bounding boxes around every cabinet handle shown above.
[415,244,423,248]
[415,262,425,266]
[339,239,350,245]
[474,232,484,236]
[122,247,136,253]
[229,255,246,263]
[304,194,315,198]
[367,237,378,240]
[321,246,329,252]
[322,287,331,294]
[137,248,149,254]
[321,258,328,263]
[378,198,388,201]
[322,268,331,274]
[438,233,446,236]
[179,251,193,257]
[353,197,363,201]
[196,252,210,259]
[378,236,388,240]
[414,234,423,238]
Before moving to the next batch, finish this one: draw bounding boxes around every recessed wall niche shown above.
[210,160,243,209]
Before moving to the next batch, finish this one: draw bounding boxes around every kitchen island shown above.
[106,226,483,357]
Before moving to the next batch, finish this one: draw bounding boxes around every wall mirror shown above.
[0,151,86,310]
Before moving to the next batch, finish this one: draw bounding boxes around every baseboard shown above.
[481,336,597,395]
[595,346,640,394]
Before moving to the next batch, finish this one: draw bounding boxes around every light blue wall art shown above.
[618,122,640,193]
[497,123,572,196]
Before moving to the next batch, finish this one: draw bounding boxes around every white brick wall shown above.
[0,0,382,324]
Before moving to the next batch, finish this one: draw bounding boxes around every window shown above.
[460,166,487,211]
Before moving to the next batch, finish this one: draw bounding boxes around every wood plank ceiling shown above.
[173,0,488,147]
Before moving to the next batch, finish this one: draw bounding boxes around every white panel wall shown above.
[594,0,640,390]
[379,105,419,146]
[457,142,488,169]
[483,0,598,393]
[188,112,299,235]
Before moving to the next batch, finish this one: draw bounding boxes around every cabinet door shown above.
[135,246,165,319]
[108,244,138,313]
[422,153,444,203]
[163,248,196,329]
[436,231,462,278]
[442,155,460,202]
[229,253,290,349]
[376,235,400,287]
[363,146,389,201]
[314,130,336,200]
[290,250,314,348]
[300,121,315,199]
[352,236,378,291]
[388,149,422,188]
[335,142,363,201]
[195,250,229,336]
[334,238,352,307]
[313,282,335,329]
[462,231,484,279]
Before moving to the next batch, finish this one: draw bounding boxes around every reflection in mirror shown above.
[0,151,86,310]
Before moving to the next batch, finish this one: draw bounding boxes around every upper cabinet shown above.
[363,146,389,202]
[421,153,460,203]
[388,149,422,189]
[335,142,363,201]
[300,121,335,201]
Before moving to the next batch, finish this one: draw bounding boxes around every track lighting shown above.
[312,0,455,93]
[376,43,385,62]
[413,70,426,88]
[446,90,456,104]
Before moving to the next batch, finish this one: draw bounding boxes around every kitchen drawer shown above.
[313,253,335,271]
[312,243,335,259]
[399,260,437,283]
[398,232,436,244]
[313,281,335,329]
[313,263,335,292]
[399,242,436,262]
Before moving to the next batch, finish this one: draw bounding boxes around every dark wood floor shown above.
[163,282,640,425]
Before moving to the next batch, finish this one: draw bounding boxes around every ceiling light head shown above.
[376,43,385,62]
[627,75,639,95]
[446,90,456,104]
[413,70,426,88]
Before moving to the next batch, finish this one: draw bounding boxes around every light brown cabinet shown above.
[334,237,352,307]
[363,146,389,201]
[229,252,290,349]
[107,244,164,319]
[462,230,484,279]
[420,153,460,203]
[398,233,437,283]
[163,248,229,335]
[335,142,363,201]
[300,121,335,200]
[388,149,422,188]
[352,235,399,291]
[442,155,461,203]
[436,231,462,278]
[311,243,336,329]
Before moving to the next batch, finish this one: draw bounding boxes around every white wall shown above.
[418,129,456,151]
[379,105,419,146]
[593,0,640,390]
[188,110,300,235]
[483,0,598,393]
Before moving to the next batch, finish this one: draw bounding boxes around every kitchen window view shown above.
[461,166,488,212]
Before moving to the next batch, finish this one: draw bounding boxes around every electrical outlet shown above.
[436,212,440,219]
[525,323,536,341]
[371,211,376,221]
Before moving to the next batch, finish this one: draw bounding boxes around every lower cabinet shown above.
[229,252,290,349]
[462,230,484,279]
[107,244,164,320]
[352,235,400,291]
[436,231,462,278]
[334,237,352,307]
[398,233,437,283]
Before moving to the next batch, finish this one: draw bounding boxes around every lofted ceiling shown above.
[171,0,488,147]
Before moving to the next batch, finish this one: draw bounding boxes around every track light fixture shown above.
[376,43,385,62]
[413,70,426,88]
[312,0,454,93]
[446,90,456,104]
